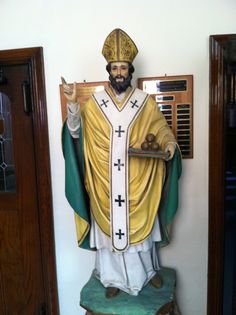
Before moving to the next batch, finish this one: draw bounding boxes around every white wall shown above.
[1,1,236,314]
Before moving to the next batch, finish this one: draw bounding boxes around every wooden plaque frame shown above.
[138,75,193,158]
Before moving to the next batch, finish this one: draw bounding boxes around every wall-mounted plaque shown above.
[138,75,193,158]
[59,81,109,121]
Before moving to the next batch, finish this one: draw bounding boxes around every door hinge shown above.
[22,80,32,115]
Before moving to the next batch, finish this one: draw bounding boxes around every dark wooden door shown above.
[0,64,46,314]
[208,34,236,315]
[0,48,59,315]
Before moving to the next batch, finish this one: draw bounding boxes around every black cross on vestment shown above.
[130,99,139,108]
[115,125,125,137]
[115,229,125,240]
[100,99,109,107]
[115,195,125,207]
[114,159,124,171]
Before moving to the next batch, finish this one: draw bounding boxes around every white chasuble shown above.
[92,88,148,251]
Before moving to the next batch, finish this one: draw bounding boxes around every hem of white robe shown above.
[93,269,156,296]
[93,247,159,295]
[89,214,161,295]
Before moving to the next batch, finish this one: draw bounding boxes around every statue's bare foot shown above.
[105,287,120,298]
[150,273,163,289]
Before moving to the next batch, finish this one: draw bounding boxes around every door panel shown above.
[0,64,45,314]
[208,34,236,315]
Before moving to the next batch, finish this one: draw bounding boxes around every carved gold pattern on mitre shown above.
[102,29,138,64]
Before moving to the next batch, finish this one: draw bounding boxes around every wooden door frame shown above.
[0,47,59,315]
[208,34,236,315]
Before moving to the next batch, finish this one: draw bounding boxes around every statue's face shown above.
[110,62,129,82]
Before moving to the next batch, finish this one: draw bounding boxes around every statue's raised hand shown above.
[61,76,78,104]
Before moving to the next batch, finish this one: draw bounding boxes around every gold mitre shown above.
[102,28,138,64]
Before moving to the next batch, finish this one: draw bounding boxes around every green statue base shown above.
[80,267,181,315]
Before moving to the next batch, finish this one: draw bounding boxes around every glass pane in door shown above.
[0,92,16,192]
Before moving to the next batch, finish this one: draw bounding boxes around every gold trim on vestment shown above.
[74,212,90,246]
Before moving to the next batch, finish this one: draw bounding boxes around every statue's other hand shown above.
[61,76,78,104]
[165,143,176,161]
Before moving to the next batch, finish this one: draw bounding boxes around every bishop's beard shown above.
[109,74,133,94]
